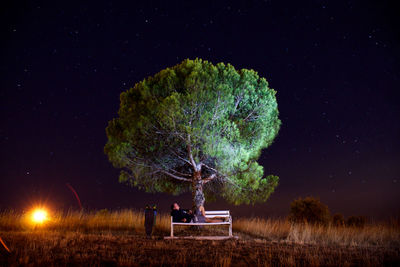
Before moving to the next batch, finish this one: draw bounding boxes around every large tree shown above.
[105,59,281,211]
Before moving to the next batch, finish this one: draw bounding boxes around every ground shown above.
[1,230,399,266]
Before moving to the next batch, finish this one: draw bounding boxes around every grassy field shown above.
[0,210,399,266]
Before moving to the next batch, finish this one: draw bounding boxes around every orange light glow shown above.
[31,209,48,224]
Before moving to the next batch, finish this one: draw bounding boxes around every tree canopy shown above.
[105,58,281,208]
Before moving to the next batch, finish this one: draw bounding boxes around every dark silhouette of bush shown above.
[288,196,330,225]
[346,216,367,227]
[332,213,345,227]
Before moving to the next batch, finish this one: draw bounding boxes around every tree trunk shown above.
[192,171,205,215]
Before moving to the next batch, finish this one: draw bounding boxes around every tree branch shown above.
[233,94,243,114]
[201,163,219,173]
[201,163,242,189]
[187,134,198,171]
[169,148,193,166]
[202,173,217,184]
[243,102,266,122]
[161,170,192,182]
[169,168,192,177]
[221,175,241,189]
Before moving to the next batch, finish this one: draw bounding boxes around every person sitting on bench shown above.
[195,205,226,223]
[170,202,194,223]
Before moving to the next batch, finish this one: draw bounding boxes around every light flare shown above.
[31,208,48,224]
[66,183,83,210]
[0,236,10,253]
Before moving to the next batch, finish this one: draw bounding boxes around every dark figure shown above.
[152,204,157,226]
[144,205,156,237]
[170,202,194,223]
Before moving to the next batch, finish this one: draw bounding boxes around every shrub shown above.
[288,196,330,225]
[346,216,367,228]
[332,213,345,227]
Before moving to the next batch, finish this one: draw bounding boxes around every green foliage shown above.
[346,216,367,228]
[288,197,331,225]
[332,213,345,227]
[104,58,281,204]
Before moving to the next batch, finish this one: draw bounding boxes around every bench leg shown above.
[171,224,174,237]
[229,217,232,237]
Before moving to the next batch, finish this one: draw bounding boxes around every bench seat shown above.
[170,210,232,237]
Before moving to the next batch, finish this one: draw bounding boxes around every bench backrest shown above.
[205,210,230,218]
[170,210,231,222]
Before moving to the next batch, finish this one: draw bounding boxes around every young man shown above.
[170,202,194,223]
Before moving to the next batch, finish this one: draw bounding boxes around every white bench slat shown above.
[172,222,230,225]
[205,211,230,215]
[205,216,229,219]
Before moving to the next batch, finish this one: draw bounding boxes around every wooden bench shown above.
[169,210,232,238]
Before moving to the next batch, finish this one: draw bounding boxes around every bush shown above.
[332,213,345,227]
[288,197,330,225]
[346,216,367,228]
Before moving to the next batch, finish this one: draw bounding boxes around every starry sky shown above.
[1,1,399,219]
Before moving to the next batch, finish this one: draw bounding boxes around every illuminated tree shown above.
[104,59,281,211]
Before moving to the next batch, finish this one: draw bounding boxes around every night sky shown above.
[1,1,399,219]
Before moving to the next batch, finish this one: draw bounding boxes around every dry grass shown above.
[0,209,171,234]
[233,217,400,247]
[0,210,399,266]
